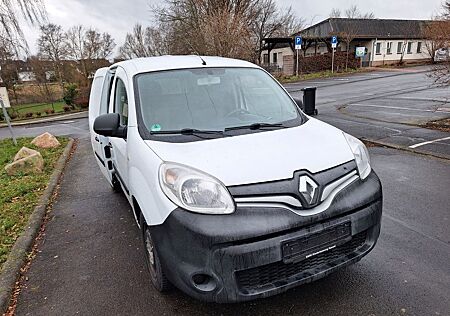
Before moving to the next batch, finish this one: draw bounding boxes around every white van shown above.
[89,56,382,303]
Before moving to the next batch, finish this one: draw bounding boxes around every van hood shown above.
[144,118,355,186]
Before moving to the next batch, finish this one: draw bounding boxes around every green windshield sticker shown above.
[151,124,162,132]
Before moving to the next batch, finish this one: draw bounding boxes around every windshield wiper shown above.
[224,122,286,132]
[151,128,225,138]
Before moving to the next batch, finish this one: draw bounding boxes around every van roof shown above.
[110,55,259,77]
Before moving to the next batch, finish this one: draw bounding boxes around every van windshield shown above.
[135,67,302,138]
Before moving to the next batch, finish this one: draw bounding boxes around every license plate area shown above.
[281,221,351,263]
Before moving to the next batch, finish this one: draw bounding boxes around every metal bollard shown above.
[301,87,318,116]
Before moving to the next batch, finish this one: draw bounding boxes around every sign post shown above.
[355,46,366,68]
[331,36,338,73]
[295,36,302,77]
[0,85,17,145]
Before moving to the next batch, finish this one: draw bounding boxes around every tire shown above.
[142,222,171,292]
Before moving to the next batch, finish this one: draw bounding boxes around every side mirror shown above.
[293,98,304,111]
[93,113,127,138]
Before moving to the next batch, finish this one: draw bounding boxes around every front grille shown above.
[236,231,367,293]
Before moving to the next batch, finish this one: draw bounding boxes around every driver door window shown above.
[114,78,128,126]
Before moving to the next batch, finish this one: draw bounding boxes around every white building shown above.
[261,18,436,74]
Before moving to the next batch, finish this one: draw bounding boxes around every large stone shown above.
[13,146,41,161]
[4,152,44,176]
[31,132,61,148]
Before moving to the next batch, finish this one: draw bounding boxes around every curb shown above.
[362,138,450,161]
[0,138,75,313]
[0,111,88,128]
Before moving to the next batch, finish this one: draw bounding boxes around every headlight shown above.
[343,133,371,180]
[159,162,235,214]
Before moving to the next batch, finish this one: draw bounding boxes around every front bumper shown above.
[150,171,382,303]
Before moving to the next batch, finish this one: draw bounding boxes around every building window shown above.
[407,42,413,54]
[417,42,422,53]
[397,42,403,54]
[273,53,278,63]
[387,42,392,54]
[376,42,381,55]
[263,54,268,64]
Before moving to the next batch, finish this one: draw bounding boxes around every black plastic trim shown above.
[94,151,105,166]
[112,164,129,195]
[229,160,357,209]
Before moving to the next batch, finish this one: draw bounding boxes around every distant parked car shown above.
[89,56,382,303]
[434,48,450,62]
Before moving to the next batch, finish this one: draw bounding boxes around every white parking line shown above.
[409,136,450,149]
[349,103,449,113]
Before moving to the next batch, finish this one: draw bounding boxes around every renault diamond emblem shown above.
[299,176,318,206]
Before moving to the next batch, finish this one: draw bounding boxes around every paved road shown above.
[14,140,450,316]
[1,66,449,315]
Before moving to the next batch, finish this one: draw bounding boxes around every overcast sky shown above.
[21,0,445,55]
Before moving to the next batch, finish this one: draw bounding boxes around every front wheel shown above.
[142,223,171,292]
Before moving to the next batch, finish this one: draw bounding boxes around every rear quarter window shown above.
[89,76,104,118]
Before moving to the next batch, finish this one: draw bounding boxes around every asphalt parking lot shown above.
[285,67,450,158]
[1,66,449,315]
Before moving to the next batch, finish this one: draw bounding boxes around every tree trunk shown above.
[345,42,350,71]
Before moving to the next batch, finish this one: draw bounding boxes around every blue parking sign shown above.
[295,36,302,49]
[331,36,338,44]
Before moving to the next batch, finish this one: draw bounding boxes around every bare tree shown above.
[395,20,419,65]
[344,5,375,19]
[0,0,46,52]
[276,6,305,37]
[428,1,450,86]
[0,32,19,103]
[443,0,450,18]
[28,55,59,108]
[67,26,115,61]
[329,8,341,18]
[330,6,375,70]
[251,0,304,63]
[345,5,359,18]
[338,26,359,71]
[65,25,115,86]
[37,23,68,88]
[119,24,169,59]
[156,0,261,59]
[84,30,115,60]
[199,7,255,60]
[423,19,450,62]
[153,0,304,62]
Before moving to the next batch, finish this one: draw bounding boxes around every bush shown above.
[63,83,79,106]
[63,106,71,112]
[298,52,359,73]
[74,97,89,109]
[35,112,42,117]
[8,112,18,120]
[25,112,33,118]
[45,108,55,115]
